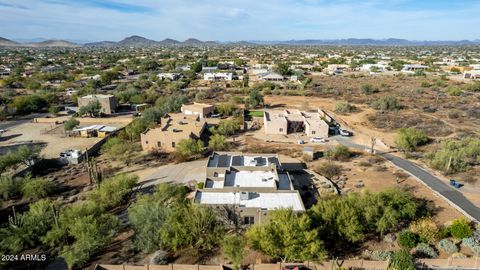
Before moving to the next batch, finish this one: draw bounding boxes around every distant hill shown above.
[117,35,158,47]
[0,37,20,47]
[249,38,480,46]
[3,36,480,48]
[27,39,80,48]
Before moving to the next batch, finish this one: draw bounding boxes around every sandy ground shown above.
[0,117,131,158]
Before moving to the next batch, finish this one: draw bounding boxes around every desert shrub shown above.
[334,100,353,114]
[310,189,419,243]
[22,177,56,200]
[396,128,429,152]
[361,84,378,95]
[64,117,80,131]
[370,250,393,261]
[0,176,23,200]
[87,173,138,210]
[315,162,342,179]
[414,243,438,258]
[398,231,418,249]
[462,236,480,256]
[446,86,463,96]
[437,239,458,254]
[450,252,467,259]
[325,145,352,161]
[410,218,438,244]
[388,250,415,270]
[371,96,400,111]
[428,137,480,174]
[449,219,472,239]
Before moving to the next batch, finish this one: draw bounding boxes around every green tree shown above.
[209,134,229,151]
[64,117,80,131]
[22,177,56,200]
[222,235,246,270]
[175,139,204,158]
[0,199,57,254]
[10,95,48,115]
[87,173,138,210]
[211,119,242,136]
[396,128,429,152]
[371,96,400,111]
[246,89,264,109]
[247,209,326,262]
[275,62,292,76]
[325,145,351,161]
[78,100,101,117]
[48,105,60,116]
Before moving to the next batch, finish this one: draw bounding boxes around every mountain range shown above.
[1,36,480,48]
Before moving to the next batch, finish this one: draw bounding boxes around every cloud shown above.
[0,0,479,41]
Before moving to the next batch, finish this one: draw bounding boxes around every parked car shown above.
[310,137,325,143]
[297,140,305,144]
[339,128,353,136]
[450,179,463,188]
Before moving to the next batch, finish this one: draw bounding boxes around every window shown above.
[157,142,161,147]
[145,141,148,144]
[279,128,283,132]
[243,216,255,225]
[171,142,176,148]
[312,131,316,135]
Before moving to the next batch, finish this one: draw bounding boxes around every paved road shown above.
[335,136,480,222]
[138,159,207,188]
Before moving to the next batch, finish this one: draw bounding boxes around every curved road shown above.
[336,136,480,222]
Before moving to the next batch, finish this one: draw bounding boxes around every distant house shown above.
[360,63,388,72]
[158,72,181,81]
[327,64,349,75]
[203,72,233,81]
[194,152,305,225]
[401,64,428,73]
[77,94,118,115]
[202,66,218,73]
[264,109,331,138]
[181,102,215,118]
[257,72,284,81]
[464,70,480,80]
[140,114,207,152]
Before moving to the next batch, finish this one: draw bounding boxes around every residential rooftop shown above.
[194,191,304,211]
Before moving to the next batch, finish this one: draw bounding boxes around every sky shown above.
[1,0,479,42]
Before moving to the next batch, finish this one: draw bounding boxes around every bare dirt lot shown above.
[0,116,131,158]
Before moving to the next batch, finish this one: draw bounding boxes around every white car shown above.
[0,129,5,134]
[310,137,325,143]
[339,128,353,137]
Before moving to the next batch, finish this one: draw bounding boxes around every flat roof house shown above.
[77,94,117,115]
[203,72,234,81]
[181,102,215,118]
[264,109,331,138]
[140,113,207,152]
[401,64,428,73]
[194,152,305,225]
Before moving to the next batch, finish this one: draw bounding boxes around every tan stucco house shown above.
[263,109,331,138]
[77,94,117,115]
[140,113,207,152]
[181,102,215,118]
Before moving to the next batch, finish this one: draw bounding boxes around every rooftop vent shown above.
[240,192,249,200]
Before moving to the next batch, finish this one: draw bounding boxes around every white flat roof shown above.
[225,170,277,188]
[196,191,304,211]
